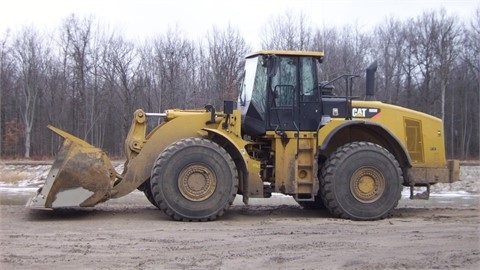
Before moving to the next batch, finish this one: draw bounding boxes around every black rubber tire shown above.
[150,137,238,221]
[143,179,160,209]
[320,141,403,220]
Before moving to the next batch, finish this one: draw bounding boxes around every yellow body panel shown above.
[112,110,219,198]
[317,100,456,185]
[319,100,448,168]
[267,131,318,195]
[355,100,446,168]
[202,110,264,200]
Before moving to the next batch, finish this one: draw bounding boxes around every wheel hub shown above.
[178,164,216,201]
[350,166,385,203]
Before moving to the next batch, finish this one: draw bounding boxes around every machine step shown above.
[410,184,430,200]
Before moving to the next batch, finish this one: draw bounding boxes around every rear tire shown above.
[150,137,238,221]
[320,142,403,220]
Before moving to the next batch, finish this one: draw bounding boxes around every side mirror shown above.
[223,100,234,115]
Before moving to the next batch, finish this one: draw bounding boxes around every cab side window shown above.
[272,57,297,106]
[300,57,317,102]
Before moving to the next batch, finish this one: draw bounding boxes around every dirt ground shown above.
[0,165,479,269]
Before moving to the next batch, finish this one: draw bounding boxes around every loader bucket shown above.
[27,126,118,209]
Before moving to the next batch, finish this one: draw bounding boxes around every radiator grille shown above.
[404,118,424,163]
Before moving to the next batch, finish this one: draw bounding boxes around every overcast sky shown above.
[1,0,478,49]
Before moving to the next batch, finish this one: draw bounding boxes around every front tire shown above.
[150,137,238,221]
[320,142,403,220]
[140,179,160,209]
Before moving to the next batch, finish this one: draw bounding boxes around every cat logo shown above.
[352,107,381,118]
[352,108,367,117]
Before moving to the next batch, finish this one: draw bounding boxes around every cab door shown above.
[298,57,322,131]
[268,56,298,131]
[267,56,321,132]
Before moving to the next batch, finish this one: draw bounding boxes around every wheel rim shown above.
[178,164,217,202]
[350,166,386,203]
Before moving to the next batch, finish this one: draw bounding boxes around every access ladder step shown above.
[297,164,313,169]
[295,193,314,201]
[410,184,430,200]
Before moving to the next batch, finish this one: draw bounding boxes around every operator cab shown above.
[238,50,349,137]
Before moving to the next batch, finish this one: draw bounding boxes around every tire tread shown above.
[150,137,238,222]
[320,141,403,220]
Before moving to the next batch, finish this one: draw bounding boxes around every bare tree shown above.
[101,34,141,134]
[409,11,456,116]
[206,25,249,109]
[311,26,340,80]
[12,27,49,158]
[0,30,11,157]
[433,9,461,122]
[60,14,94,137]
[311,24,371,96]
[261,11,313,50]
[137,41,162,113]
[460,7,480,159]
[152,27,196,110]
[472,8,480,159]
[374,17,405,103]
[396,19,416,108]
[85,22,108,145]
[0,9,477,160]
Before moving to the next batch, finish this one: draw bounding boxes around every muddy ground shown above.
[0,164,479,270]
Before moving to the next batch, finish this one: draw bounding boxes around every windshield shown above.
[238,56,267,120]
[238,58,257,107]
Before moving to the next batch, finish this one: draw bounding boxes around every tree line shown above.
[0,8,478,160]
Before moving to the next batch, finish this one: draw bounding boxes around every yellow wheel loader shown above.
[27,50,460,221]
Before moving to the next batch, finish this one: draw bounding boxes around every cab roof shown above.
[246,50,324,58]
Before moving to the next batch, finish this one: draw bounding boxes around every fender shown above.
[318,120,412,167]
[111,112,213,198]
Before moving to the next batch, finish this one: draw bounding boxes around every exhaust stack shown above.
[365,61,377,101]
